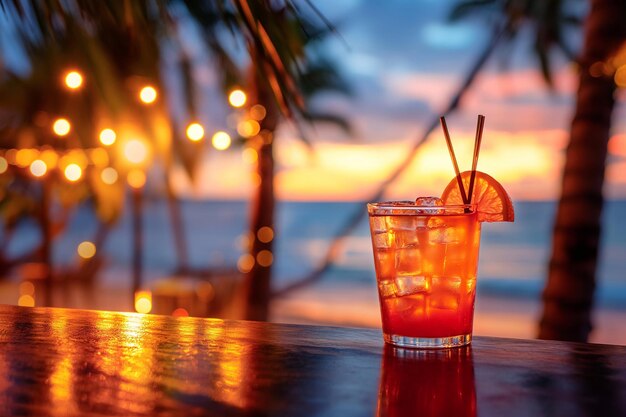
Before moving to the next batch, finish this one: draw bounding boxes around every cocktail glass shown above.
[368,201,481,348]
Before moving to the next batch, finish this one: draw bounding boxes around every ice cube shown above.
[378,279,398,298]
[370,216,387,233]
[374,248,395,280]
[432,275,462,290]
[386,215,415,231]
[394,229,419,247]
[395,275,431,296]
[429,289,459,310]
[414,196,444,215]
[415,196,444,206]
[395,246,421,275]
[373,231,394,248]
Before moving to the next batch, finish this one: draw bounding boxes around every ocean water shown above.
[4,199,626,309]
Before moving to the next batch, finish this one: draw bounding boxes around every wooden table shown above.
[0,304,625,416]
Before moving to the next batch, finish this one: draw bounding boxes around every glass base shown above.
[384,333,471,349]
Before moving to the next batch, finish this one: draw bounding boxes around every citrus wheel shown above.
[441,171,514,222]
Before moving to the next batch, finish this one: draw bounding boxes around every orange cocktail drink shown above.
[368,201,481,348]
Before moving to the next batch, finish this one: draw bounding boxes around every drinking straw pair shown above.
[440,115,485,205]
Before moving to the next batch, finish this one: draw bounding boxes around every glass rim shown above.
[367,201,476,215]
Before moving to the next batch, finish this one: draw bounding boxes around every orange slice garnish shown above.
[441,171,514,222]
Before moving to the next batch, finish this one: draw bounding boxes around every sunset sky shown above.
[167,0,626,202]
[2,0,624,202]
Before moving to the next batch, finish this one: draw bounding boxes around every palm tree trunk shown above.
[539,0,626,342]
[243,65,280,321]
[164,169,189,274]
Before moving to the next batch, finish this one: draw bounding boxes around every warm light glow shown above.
[228,89,247,107]
[139,86,157,104]
[99,128,117,146]
[0,156,7,174]
[212,131,232,150]
[237,254,255,273]
[64,71,83,89]
[257,226,274,243]
[186,123,205,142]
[172,308,189,317]
[40,149,58,169]
[64,164,82,182]
[237,120,260,138]
[249,104,266,120]
[16,149,38,167]
[19,281,35,296]
[90,148,109,167]
[124,139,149,164]
[53,118,71,136]
[134,290,152,314]
[127,169,146,188]
[18,294,35,307]
[256,250,273,267]
[242,148,258,164]
[77,241,96,259]
[101,167,119,184]
[29,159,47,177]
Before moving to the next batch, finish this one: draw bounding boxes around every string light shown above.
[64,164,82,182]
[228,89,247,108]
[29,160,47,177]
[99,128,116,146]
[53,118,71,136]
[242,148,258,164]
[139,86,157,104]
[211,131,232,150]
[257,226,274,243]
[249,104,266,120]
[100,167,118,184]
[77,241,96,259]
[134,290,152,314]
[64,70,83,90]
[237,254,255,273]
[237,120,260,138]
[123,139,149,164]
[127,169,146,189]
[186,123,205,142]
[0,156,7,174]
[256,250,273,267]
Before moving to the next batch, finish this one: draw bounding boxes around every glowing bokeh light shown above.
[29,159,48,177]
[77,241,96,259]
[18,294,35,307]
[212,131,232,150]
[237,120,260,138]
[99,128,117,146]
[134,290,152,313]
[53,118,71,136]
[0,156,7,174]
[101,167,119,184]
[249,104,266,120]
[186,123,205,142]
[15,149,38,167]
[127,169,146,189]
[242,147,258,164]
[19,281,35,296]
[40,150,58,169]
[237,254,255,273]
[139,86,157,104]
[257,226,274,243]
[64,164,82,182]
[124,139,149,164]
[256,250,273,267]
[64,70,83,89]
[228,89,247,107]
[90,148,109,167]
